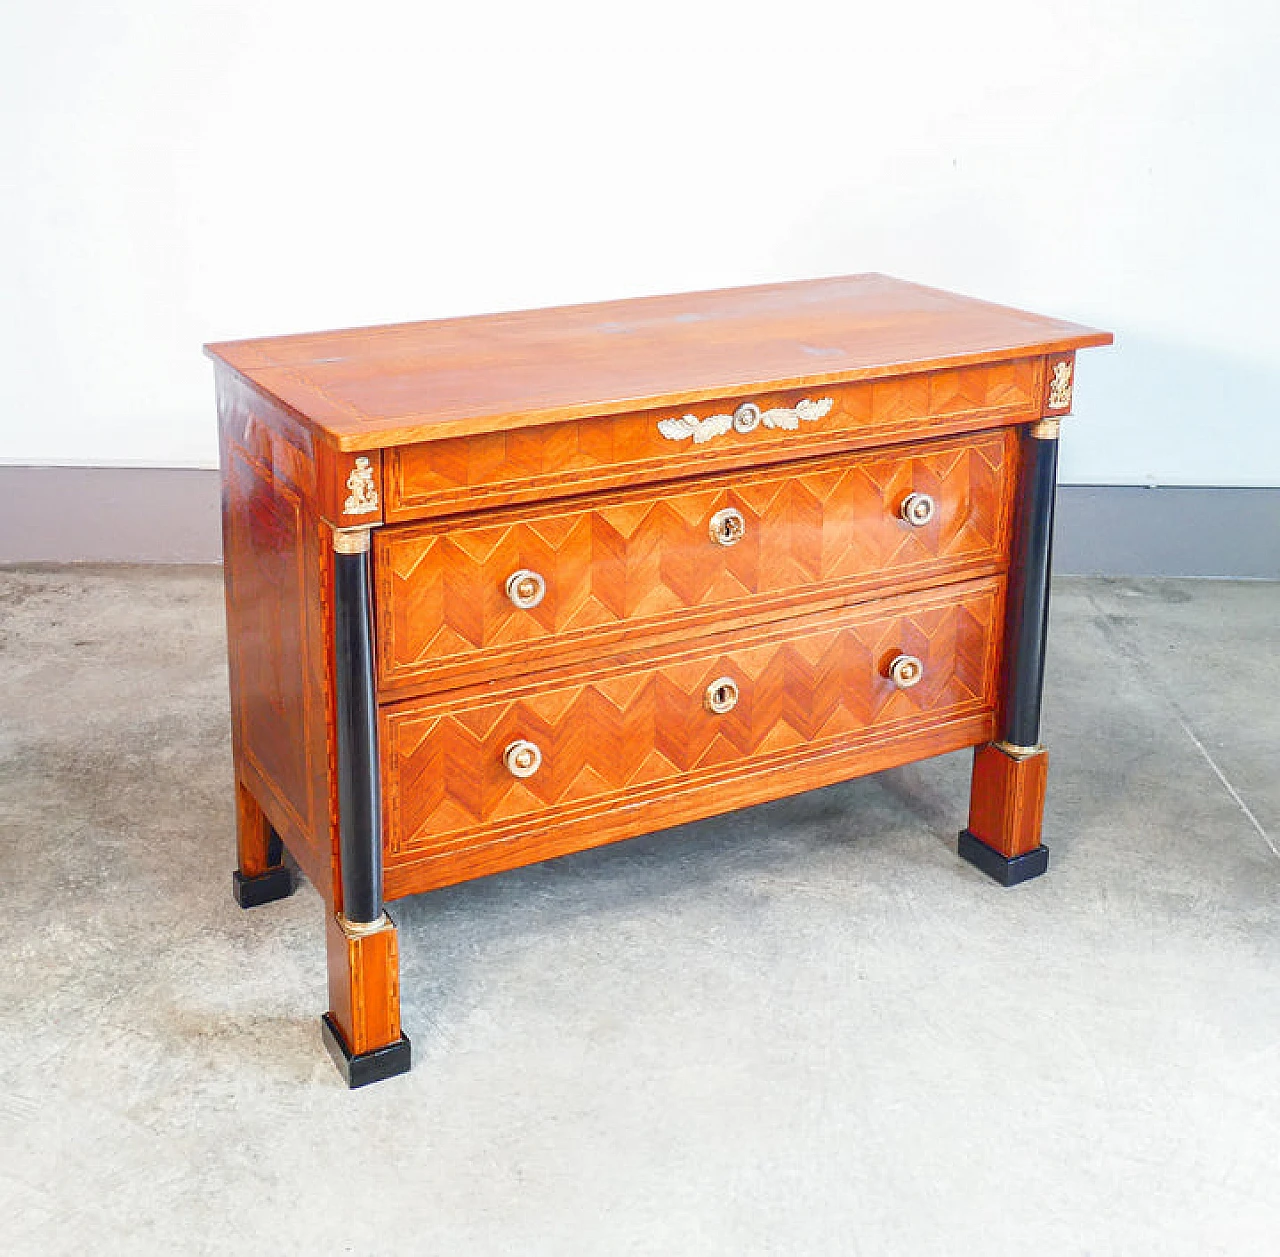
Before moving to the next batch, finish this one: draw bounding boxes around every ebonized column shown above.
[1000,418,1060,752]
[324,525,411,1086]
[332,527,383,926]
[957,415,1061,886]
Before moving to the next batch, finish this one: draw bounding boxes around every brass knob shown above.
[709,507,746,547]
[505,569,546,610]
[888,654,924,689]
[900,492,936,527]
[704,676,739,714]
[503,739,542,778]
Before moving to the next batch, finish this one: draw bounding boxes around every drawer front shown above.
[384,358,1041,520]
[382,577,1002,874]
[375,429,1016,694]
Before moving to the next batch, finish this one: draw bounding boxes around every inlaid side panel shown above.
[385,359,1041,520]
[217,368,335,893]
[376,430,1017,694]
[382,577,1003,892]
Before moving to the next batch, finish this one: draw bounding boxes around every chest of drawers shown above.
[207,275,1111,1086]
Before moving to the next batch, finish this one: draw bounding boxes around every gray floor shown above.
[1,568,1278,1256]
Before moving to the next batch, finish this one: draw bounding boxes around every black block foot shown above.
[232,865,296,908]
[958,830,1049,887]
[321,1014,412,1088]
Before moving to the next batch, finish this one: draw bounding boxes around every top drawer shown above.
[383,358,1041,521]
[373,428,1017,695]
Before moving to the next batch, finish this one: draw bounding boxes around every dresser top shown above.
[206,274,1111,451]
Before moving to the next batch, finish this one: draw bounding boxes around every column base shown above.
[958,829,1050,887]
[232,864,296,908]
[321,1013,412,1088]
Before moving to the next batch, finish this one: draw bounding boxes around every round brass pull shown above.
[888,654,924,689]
[709,507,746,547]
[704,676,739,714]
[505,569,546,610]
[899,492,936,527]
[503,739,542,778]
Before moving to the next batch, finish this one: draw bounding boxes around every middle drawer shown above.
[374,428,1016,694]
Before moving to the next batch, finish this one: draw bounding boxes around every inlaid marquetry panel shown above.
[383,578,1002,861]
[216,367,335,893]
[375,430,1016,694]
[384,359,1040,520]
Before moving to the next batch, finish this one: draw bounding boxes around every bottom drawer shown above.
[382,577,1003,895]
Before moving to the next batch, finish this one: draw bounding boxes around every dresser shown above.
[206,275,1111,1087]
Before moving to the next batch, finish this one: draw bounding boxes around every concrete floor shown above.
[1,568,1278,1255]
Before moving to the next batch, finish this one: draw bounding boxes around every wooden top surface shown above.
[205,274,1111,451]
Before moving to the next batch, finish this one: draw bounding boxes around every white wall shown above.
[2,0,1277,485]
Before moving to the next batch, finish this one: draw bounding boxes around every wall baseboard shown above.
[1,466,223,564]
[0,466,1276,579]
[1051,484,1279,579]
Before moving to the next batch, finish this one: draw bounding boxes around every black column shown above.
[1001,424,1059,750]
[333,530,382,926]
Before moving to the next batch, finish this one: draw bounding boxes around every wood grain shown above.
[376,429,1017,696]
[381,577,1003,891]
[216,366,335,895]
[325,914,401,1056]
[234,778,277,879]
[385,712,996,899]
[966,742,1049,857]
[205,274,1112,451]
[384,358,1038,521]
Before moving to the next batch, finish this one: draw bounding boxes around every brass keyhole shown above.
[709,508,746,547]
[505,569,546,610]
[704,676,739,714]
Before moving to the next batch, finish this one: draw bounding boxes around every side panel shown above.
[217,366,336,894]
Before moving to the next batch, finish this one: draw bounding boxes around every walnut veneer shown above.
[207,274,1111,1086]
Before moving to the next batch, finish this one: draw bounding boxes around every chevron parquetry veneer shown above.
[377,431,1016,691]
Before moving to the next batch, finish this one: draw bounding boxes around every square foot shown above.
[321,1014,412,1088]
[958,830,1050,887]
[232,865,296,908]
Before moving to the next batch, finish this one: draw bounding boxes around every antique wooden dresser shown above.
[206,275,1111,1086]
